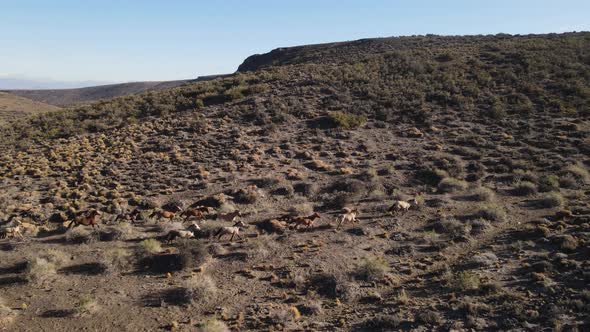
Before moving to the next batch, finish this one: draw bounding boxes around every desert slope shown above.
[0,33,588,331]
[0,92,61,125]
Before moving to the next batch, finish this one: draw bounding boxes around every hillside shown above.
[0,92,61,125]
[0,33,589,331]
[3,79,191,106]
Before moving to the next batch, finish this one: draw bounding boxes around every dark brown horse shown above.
[68,210,102,229]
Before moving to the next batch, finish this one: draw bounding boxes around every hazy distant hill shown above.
[0,77,111,90]
[0,92,60,125]
[3,80,191,106]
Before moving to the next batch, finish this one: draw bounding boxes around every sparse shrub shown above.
[468,252,498,267]
[436,154,465,178]
[234,186,259,204]
[412,192,425,208]
[43,249,70,267]
[223,85,247,101]
[415,168,448,186]
[73,295,100,317]
[475,204,507,223]
[415,310,443,325]
[356,256,388,281]
[395,288,409,304]
[65,227,97,244]
[538,175,560,192]
[486,101,508,120]
[538,192,564,208]
[254,177,280,188]
[197,319,230,332]
[457,298,492,315]
[470,187,495,202]
[219,202,237,214]
[270,305,301,324]
[328,111,367,129]
[298,301,323,316]
[138,239,162,255]
[552,235,578,252]
[359,168,378,182]
[513,181,538,196]
[288,202,314,216]
[0,297,16,328]
[469,218,491,235]
[175,239,210,270]
[434,217,470,239]
[562,164,590,186]
[100,248,132,274]
[181,275,218,305]
[272,183,294,196]
[512,170,538,183]
[322,192,352,209]
[293,182,318,198]
[102,223,136,241]
[307,272,348,299]
[361,314,404,330]
[25,257,57,286]
[479,281,503,295]
[438,177,468,193]
[448,271,480,291]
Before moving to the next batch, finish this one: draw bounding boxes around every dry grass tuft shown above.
[100,248,132,274]
[181,275,218,306]
[0,297,16,328]
[438,177,468,193]
[447,271,480,291]
[65,226,97,244]
[513,181,538,196]
[475,204,507,223]
[356,256,389,281]
[197,319,230,332]
[138,239,162,255]
[73,295,100,317]
[25,257,57,286]
[538,192,564,208]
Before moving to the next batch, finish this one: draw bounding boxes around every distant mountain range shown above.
[3,80,191,106]
[1,75,230,106]
[0,77,113,90]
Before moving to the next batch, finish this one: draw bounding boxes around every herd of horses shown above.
[1,193,423,242]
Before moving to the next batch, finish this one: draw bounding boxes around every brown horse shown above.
[217,210,241,223]
[149,204,182,222]
[289,212,321,230]
[68,210,102,229]
[181,206,211,221]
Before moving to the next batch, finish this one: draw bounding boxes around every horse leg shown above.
[337,217,344,229]
[229,233,235,242]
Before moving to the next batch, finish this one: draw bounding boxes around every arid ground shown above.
[1,33,589,331]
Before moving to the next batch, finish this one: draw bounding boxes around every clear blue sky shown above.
[1,0,589,83]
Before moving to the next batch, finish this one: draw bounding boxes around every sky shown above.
[1,0,589,87]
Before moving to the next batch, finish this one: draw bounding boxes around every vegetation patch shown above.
[328,111,367,129]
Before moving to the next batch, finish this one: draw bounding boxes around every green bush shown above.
[538,175,560,192]
[328,111,367,129]
[448,271,480,291]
